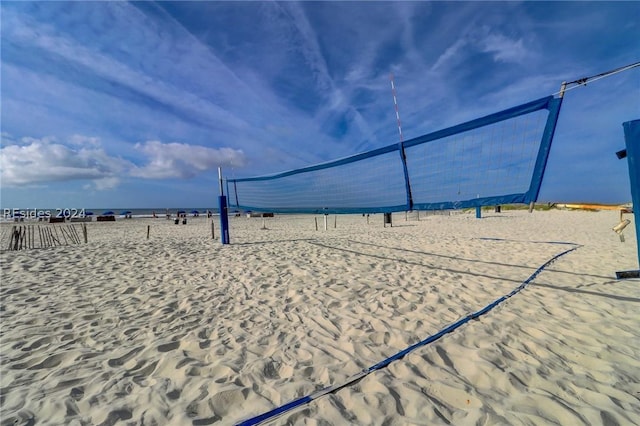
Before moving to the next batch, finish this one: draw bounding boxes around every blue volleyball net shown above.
[227,96,563,214]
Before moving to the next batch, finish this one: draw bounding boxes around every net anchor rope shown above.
[555,61,640,96]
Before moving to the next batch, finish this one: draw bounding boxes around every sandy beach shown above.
[1,209,639,425]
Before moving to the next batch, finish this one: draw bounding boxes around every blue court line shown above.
[477,237,578,245]
[236,243,580,426]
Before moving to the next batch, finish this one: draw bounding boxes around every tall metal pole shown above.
[391,73,414,212]
[390,73,404,143]
[218,167,230,245]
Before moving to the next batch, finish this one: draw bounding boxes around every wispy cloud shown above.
[481,33,527,64]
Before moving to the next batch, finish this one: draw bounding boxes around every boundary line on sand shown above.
[237,240,580,426]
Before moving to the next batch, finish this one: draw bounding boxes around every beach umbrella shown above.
[85,211,94,216]
[177,210,186,215]
[120,211,132,215]
[102,211,114,215]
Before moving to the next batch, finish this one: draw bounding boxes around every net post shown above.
[528,81,564,213]
[218,167,230,245]
[526,95,564,205]
[618,120,640,278]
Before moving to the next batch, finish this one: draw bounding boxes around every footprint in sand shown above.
[21,336,53,352]
[166,389,181,400]
[157,341,180,352]
[97,409,132,426]
[107,347,143,367]
[11,353,65,370]
[70,386,85,401]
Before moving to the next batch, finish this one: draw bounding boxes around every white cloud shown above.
[0,136,131,189]
[0,135,246,188]
[90,177,121,191]
[132,141,246,179]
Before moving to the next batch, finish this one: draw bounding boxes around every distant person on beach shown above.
[152,211,157,218]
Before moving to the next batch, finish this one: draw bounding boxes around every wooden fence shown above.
[5,224,88,251]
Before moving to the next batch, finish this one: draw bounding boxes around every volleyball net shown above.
[226,95,563,214]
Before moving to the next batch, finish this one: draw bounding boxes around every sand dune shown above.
[1,210,638,425]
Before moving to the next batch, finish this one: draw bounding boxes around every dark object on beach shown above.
[120,211,133,219]
[384,212,392,227]
[495,205,501,213]
[69,216,92,223]
[174,217,179,225]
[248,212,273,218]
[182,218,187,225]
[98,211,116,221]
[49,217,65,223]
[616,270,640,279]
[191,210,199,217]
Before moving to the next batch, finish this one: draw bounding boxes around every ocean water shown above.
[1,207,220,221]
[86,208,220,218]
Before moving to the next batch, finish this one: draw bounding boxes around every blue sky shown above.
[1,1,638,209]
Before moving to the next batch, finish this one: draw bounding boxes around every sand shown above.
[0,209,639,425]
